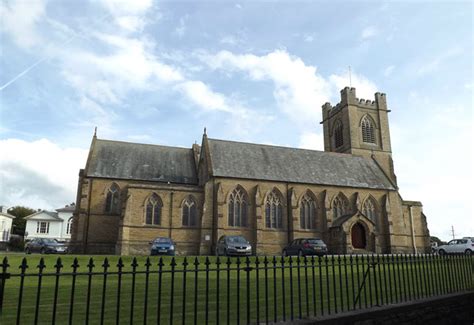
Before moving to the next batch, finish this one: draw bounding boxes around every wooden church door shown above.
[351,223,366,249]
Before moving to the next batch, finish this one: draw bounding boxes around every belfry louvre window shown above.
[105,183,120,214]
[228,187,248,227]
[334,119,344,148]
[361,115,376,143]
[146,194,162,225]
[182,196,198,226]
[265,190,283,229]
[333,194,348,219]
[363,197,377,222]
[300,194,317,230]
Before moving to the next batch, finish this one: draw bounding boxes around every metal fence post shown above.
[0,257,10,315]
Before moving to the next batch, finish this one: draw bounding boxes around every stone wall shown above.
[292,292,474,325]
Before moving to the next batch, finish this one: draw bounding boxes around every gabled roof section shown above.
[0,212,15,219]
[207,138,395,190]
[24,211,62,221]
[85,139,198,184]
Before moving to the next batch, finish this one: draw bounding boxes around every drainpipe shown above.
[409,205,417,254]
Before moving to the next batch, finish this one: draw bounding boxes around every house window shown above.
[333,194,349,219]
[300,193,317,230]
[105,183,120,214]
[265,190,283,229]
[36,221,50,234]
[361,115,376,143]
[182,196,198,226]
[228,186,248,227]
[363,197,377,222]
[334,119,343,148]
[66,217,73,234]
[145,194,162,225]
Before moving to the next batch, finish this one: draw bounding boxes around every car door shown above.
[30,239,40,252]
[445,240,457,253]
[290,240,300,255]
[456,239,467,253]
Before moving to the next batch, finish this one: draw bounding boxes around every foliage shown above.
[8,234,24,251]
[7,206,37,236]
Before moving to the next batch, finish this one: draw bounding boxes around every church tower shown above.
[321,87,397,186]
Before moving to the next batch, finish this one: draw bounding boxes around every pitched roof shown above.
[86,139,198,184]
[24,211,62,221]
[0,212,15,219]
[56,205,76,212]
[207,138,395,190]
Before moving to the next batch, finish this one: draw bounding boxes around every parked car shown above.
[215,235,252,256]
[437,237,473,256]
[150,237,176,256]
[25,238,68,254]
[282,238,328,257]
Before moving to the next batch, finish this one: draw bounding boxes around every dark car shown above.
[25,238,68,254]
[282,238,327,257]
[215,235,252,256]
[150,237,176,256]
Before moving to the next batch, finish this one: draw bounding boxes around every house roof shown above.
[207,138,395,190]
[56,205,76,212]
[0,212,15,219]
[85,139,198,184]
[24,211,62,221]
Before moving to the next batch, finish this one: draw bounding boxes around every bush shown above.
[8,234,25,251]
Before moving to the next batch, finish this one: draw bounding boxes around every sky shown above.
[0,0,472,241]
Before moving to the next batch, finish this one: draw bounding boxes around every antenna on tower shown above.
[451,225,455,239]
[348,66,352,88]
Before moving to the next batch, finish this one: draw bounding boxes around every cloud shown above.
[175,15,188,37]
[361,26,378,40]
[176,81,232,112]
[416,48,463,76]
[298,132,324,151]
[383,65,395,77]
[0,0,47,48]
[201,50,332,125]
[0,139,88,209]
[303,34,315,43]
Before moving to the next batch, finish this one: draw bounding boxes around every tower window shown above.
[361,115,376,143]
[334,119,344,148]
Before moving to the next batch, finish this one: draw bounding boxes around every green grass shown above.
[0,253,472,324]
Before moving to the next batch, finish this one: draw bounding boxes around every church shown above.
[71,87,430,255]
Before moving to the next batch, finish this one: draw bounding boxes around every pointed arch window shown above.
[334,119,344,148]
[228,187,248,227]
[182,196,198,226]
[300,193,317,230]
[265,190,283,229]
[361,115,376,143]
[363,197,377,222]
[105,183,120,214]
[145,194,162,225]
[333,194,348,219]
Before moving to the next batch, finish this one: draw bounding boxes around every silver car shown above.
[215,235,252,256]
[437,237,473,256]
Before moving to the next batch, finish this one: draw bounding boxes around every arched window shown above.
[265,190,283,229]
[363,197,377,222]
[228,187,248,227]
[182,196,198,226]
[334,119,344,148]
[300,193,317,230]
[332,194,348,219]
[66,217,73,235]
[361,115,376,143]
[105,183,120,214]
[145,194,162,225]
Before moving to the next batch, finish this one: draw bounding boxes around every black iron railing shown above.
[0,254,472,324]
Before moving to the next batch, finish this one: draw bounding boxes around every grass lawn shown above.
[0,253,472,324]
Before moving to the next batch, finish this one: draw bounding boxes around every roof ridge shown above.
[96,138,192,151]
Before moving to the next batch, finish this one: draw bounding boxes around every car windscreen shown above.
[153,238,172,244]
[227,236,247,244]
[307,239,324,245]
[43,239,58,244]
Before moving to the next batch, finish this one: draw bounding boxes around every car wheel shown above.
[465,249,472,256]
[438,249,446,256]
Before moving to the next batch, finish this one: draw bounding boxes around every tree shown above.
[7,206,36,236]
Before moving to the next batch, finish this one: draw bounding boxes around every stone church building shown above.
[71,87,430,255]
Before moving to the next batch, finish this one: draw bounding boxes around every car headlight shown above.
[169,245,175,250]
[246,246,251,250]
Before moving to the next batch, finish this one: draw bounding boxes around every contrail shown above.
[0,57,48,91]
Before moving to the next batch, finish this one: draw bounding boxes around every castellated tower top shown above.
[322,87,389,122]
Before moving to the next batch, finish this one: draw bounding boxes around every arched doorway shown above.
[351,223,366,249]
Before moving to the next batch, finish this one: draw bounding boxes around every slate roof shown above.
[207,138,395,190]
[86,139,198,184]
[56,205,76,212]
[24,211,62,221]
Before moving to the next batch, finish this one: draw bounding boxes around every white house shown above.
[25,204,75,242]
[0,206,15,245]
